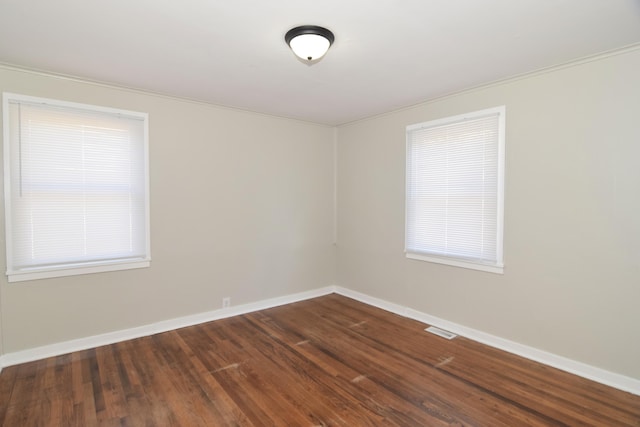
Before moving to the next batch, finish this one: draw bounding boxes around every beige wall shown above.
[0,67,336,353]
[2,47,639,382]
[337,47,640,379]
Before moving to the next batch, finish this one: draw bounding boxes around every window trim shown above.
[3,92,151,282]
[405,106,505,274]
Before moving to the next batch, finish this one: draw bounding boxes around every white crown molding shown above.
[0,62,333,128]
[339,42,640,127]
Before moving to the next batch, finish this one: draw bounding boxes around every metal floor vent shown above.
[425,326,457,340]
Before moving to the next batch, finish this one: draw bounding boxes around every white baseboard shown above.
[0,286,336,371]
[333,286,640,396]
[1,284,639,397]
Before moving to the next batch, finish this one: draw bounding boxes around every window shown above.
[405,106,505,274]
[3,93,150,282]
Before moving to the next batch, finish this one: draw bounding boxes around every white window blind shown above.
[3,93,150,282]
[405,106,505,274]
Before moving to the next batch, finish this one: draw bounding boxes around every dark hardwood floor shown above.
[1,293,639,426]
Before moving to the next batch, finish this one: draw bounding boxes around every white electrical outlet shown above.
[222,297,231,308]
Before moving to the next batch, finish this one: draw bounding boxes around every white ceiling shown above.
[1,1,639,125]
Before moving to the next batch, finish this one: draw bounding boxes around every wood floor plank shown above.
[0,364,18,425]
[310,294,640,425]
[243,311,458,426]
[1,294,639,426]
[181,318,349,426]
[233,315,399,426]
[267,297,552,426]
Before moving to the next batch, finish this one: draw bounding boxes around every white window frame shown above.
[405,106,505,274]
[3,93,151,282]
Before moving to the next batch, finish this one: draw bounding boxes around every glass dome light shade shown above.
[289,34,331,61]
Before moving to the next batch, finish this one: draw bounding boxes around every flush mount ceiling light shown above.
[285,25,335,62]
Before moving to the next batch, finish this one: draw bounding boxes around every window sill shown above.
[406,252,503,274]
[7,259,150,283]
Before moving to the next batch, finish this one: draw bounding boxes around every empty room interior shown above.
[1,1,640,425]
